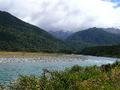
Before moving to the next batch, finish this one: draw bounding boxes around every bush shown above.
[2,61,120,90]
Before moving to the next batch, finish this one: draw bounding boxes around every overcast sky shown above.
[0,0,120,32]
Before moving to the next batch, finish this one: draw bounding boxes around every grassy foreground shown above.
[0,61,119,90]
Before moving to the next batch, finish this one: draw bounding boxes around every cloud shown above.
[0,0,120,31]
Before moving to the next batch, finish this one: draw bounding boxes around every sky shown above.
[0,0,120,32]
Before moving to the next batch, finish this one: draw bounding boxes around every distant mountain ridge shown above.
[104,28,120,35]
[0,11,71,53]
[66,27,120,52]
[49,30,73,40]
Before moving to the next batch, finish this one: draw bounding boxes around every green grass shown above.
[1,61,120,90]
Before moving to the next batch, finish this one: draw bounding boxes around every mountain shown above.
[49,30,73,40]
[81,45,120,57]
[0,11,71,53]
[104,28,120,35]
[66,27,120,52]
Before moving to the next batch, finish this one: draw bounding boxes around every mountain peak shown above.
[0,11,8,13]
[0,10,13,17]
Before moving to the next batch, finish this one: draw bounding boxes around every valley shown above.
[0,10,120,90]
[1,11,120,55]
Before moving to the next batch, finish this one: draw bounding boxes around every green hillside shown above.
[0,11,71,53]
[1,11,120,54]
[66,27,120,52]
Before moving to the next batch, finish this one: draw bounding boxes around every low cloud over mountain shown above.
[1,0,120,31]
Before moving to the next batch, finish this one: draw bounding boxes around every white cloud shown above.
[0,0,120,31]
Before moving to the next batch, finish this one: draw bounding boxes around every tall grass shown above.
[1,61,120,90]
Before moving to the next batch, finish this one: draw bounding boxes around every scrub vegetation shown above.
[0,61,119,90]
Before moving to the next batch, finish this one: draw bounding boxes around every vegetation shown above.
[81,45,120,58]
[66,27,120,50]
[0,61,119,90]
[1,11,120,54]
[0,11,72,53]
[1,11,120,55]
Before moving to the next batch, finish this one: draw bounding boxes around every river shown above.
[0,54,119,84]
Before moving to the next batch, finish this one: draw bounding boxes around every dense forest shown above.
[66,27,120,51]
[81,45,120,57]
[0,11,72,53]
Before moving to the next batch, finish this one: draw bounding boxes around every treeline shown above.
[81,45,120,57]
[0,26,71,53]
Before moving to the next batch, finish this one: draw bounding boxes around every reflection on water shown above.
[0,55,119,84]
